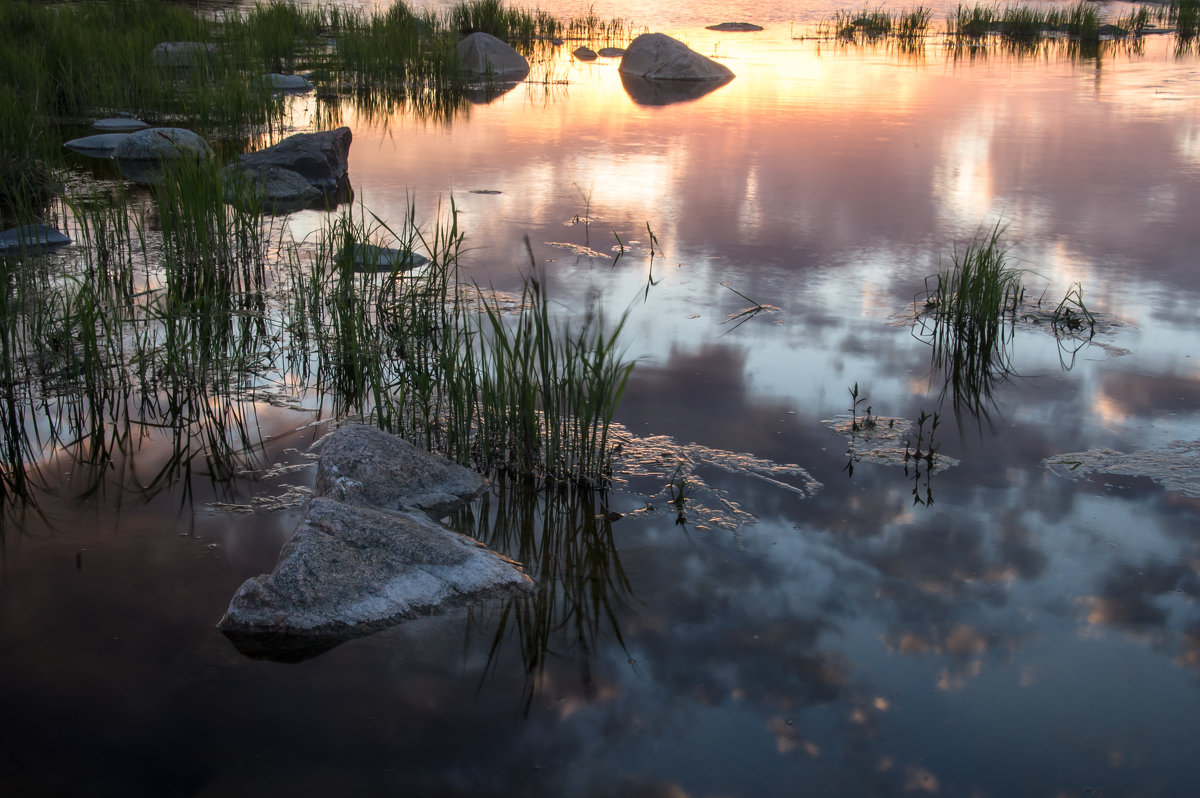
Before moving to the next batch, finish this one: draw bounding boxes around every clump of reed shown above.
[915,223,1023,418]
[447,0,561,44]
[1172,0,1200,40]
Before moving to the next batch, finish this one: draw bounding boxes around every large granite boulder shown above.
[218,496,531,637]
[218,425,529,656]
[224,127,352,211]
[618,33,735,81]
[316,424,483,511]
[113,127,213,184]
[113,127,212,162]
[458,32,530,80]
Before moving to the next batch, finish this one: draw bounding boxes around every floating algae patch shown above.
[608,425,822,531]
[545,241,612,259]
[1045,440,1200,498]
[822,415,960,472]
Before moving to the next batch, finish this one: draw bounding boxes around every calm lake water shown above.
[4,1,1200,795]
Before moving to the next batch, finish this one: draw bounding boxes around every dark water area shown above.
[4,2,1200,796]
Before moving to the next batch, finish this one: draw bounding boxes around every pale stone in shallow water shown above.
[92,118,149,132]
[218,497,532,636]
[64,133,130,157]
[151,41,216,68]
[218,426,529,644]
[457,32,530,80]
[619,33,735,81]
[113,127,213,162]
[263,73,314,92]
[316,425,483,511]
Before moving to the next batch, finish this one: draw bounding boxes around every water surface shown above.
[4,2,1200,796]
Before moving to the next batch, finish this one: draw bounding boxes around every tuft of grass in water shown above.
[948,3,1000,40]
[915,223,1023,419]
[447,0,561,44]
[1172,0,1200,40]
[475,237,635,486]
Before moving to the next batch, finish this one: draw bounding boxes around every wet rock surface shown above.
[92,117,149,132]
[0,224,70,254]
[64,133,130,157]
[224,127,352,210]
[572,46,598,61]
[618,33,735,81]
[218,426,528,653]
[113,127,213,163]
[458,32,530,80]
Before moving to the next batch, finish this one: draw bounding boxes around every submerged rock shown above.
[151,41,216,68]
[343,243,431,272]
[92,117,149,132]
[572,46,598,61]
[706,22,764,32]
[457,31,530,80]
[0,224,70,255]
[224,127,353,211]
[619,33,735,81]
[597,47,626,57]
[64,133,130,157]
[263,73,314,92]
[219,425,529,649]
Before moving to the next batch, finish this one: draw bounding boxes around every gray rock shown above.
[706,22,764,32]
[597,47,626,57]
[619,33,736,81]
[572,46,598,61]
[316,425,483,512]
[113,127,213,162]
[0,224,70,254]
[152,41,216,68]
[92,117,149,132]
[263,73,314,92]
[231,127,352,200]
[64,133,130,157]
[344,243,432,272]
[217,496,532,636]
[458,31,530,80]
[224,165,322,213]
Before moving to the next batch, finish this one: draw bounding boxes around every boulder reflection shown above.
[619,73,733,107]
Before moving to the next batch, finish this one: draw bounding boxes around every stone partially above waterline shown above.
[618,33,735,81]
[0,225,70,255]
[223,127,353,211]
[64,133,130,157]
[457,31,530,80]
[218,426,529,650]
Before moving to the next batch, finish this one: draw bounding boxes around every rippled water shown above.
[4,2,1200,796]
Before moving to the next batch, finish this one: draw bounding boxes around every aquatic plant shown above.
[447,0,561,44]
[1172,0,1200,40]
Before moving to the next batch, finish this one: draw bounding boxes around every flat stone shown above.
[619,33,735,81]
[598,47,626,57]
[706,22,764,32]
[0,224,70,254]
[92,117,149,132]
[217,496,533,637]
[344,243,432,272]
[64,133,130,157]
[152,41,216,68]
[573,46,598,61]
[458,31,530,80]
[263,73,314,92]
[316,425,483,511]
